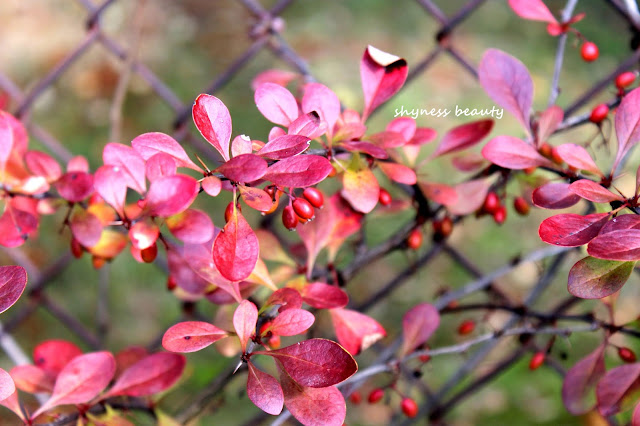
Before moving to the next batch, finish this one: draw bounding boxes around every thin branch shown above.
[548,0,579,106]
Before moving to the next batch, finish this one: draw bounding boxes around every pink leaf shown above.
[103,143,146,193]
[0,266,27,314]
[588,229,640,261]
[255,338,357,387]
[213,209,259,282]
[386,117,417,141]
[202,175,222,197]
[146,174,199,217]
[596,362,640,416]
[251,69,298,91]
[55,172,94,202]
[555,144,602,176]
[115,346,148,376]
[31,352,116,420]
[180,242,241,301]
[33,340,83,377]
[537,105,564,143]
[145,152,177,182]
[482,136,552,169]
[231,135,253,158]
[193,94,233,161]
[9,365,51,394]
[104,352,185,397]
[255,83,299,126]
[216,154,267,183]
[341,164,379,214]
[131,132,201,171]
[341,141,389,159]
[568,256,635,299]
[447,179,490,216]
[269,308,315,336]
[0,207,37,248]
[539,213,609,247]
[257,135,311,160]
[25,150,62,182]
[562,344,605,415]
[418,181,458,206]
[0,112,13,173]
[247,361,284,415]
[93,165,127,217]
[478,49,533,133]
[302,83,341,132]
[432,120,494,157]
[234,300,258,353]
[239,185,273,212]
[361,46,408,121]
[0,369,14,402]
[264,155,333,188]
[377,162,417,185]
[532,183,581,209]
[368,131,406,149]
[401,303,440,356]
[508,0,558,23]
[288,112,327,139]
[162,321,229,353]
[166,209,214,244]
[70,210,103,248]
[128,220,159,250]
[569,180,622,203]
[614,87,640,170]
[66,156,89,173]
[266,288,303,312]
[330,308,386,355]
[301,283,349,309]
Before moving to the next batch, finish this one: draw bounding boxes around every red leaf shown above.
[329,308,386,355]
[432,120,494,157]
[251,69,298,91]
[555,144,602,176]
[162,321,228,353]
[131,132,201,171]
[508,0,558,23]
[257,135,311,160]
[447,179,490,216]
[146,174,198,217]
[31,352,116,420]
[361,46,408,121]
[216,154,267,183]
[479,49,533,133]
[418,181,458,206]
[146,152,177,182]
[266,288,303,312]
[562,345,605,415]
[239,185,273,212]
[115,346,148,377]
[301,283,349,309]
[103,143,146,193]
[93,165,128,217]
[104,352,185,397]
[33,340,83,377]
[247,361,284,415]
[341,159,379,214]
[539,213,609,247]
[386,117,416,141]
[234,300,258,353]
[0,369,14,403]
[231,135,253,158]
[70,210,103,248]
[532,183,581,209]
[166,209,214,244]
[202,175,222,197]
[128,219,159,250]
[264,155,333,188]
[10,365,54,394]
[568,256,635,299]
[0,112,13,173]
[482,136,552,169]
[193,94,233,161]
[0,206,37,248]
[569,180,622,203]
[180,242,241,300]
[614,87,640,170]
[600,214,640,234]
[25,150,62,182]
[288,112,327,139]
[537,105,564,143]
[255,338,357,387]
[269,308,315,336]
[302,83,341,132]
[213,209,259,282]
[255,83,299,126]
[340,141,389,159]
[377,162,417,185]
[451,153,487,172]
[596,362,640,416]
[368,131,406,149]
[55,172,94,202]
[588,229,640,261]
[401,303,440,356]
[0,266,26,314]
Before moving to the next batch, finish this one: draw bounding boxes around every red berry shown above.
[92,256,106,270]
[589,104,609,124]
[458,319,475,335]
[440,216,453,238]
[303,187,324,209]
[407,229,423,250]
[550,147,564,165]
[70,238,83,258]
[141,242,158,263]
[580,41,599,62]
[529,352,545,370]
[419,354,431,363]
[482,192,500,214]
[282,205,298,230]
[378,188,392,206]
[368,388,384,404]
[618,347,637,363]
[539,142,553,158]
[616,71,636,89]
[349,391,362,405]
[493,206,507,225]
[401,397,418,418]
[513,196,530,216]
[293,198,315,220]
[167,275,177,291]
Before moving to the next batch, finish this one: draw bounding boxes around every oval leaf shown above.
[233,300,258,353]
[341,164,379,214]
[25,150,62,182]
[532,182,581,209]
[131,132,201,171]
[614,87,640,170]
[247,361,284,415]
[596,362,640,416]
[239,185,274,212]
[0,266,27,314]
[329,308,386,356]
[94,165,127,217]
[145,152,177,182]
[269,308,315,336]
[569,180,622,203]
[361,45,408,120]
[162,321,229,353]
[509,0,558,23]
[33,340,83,378]
[539,213,609,247]
[213,209,259,282]
[216,154,267,183]
[146,175,199,217]
[432,120,494,157]
[588,229,640,261]
[257,135,311,160]
[255,83,298,126]
[568,256,635,299]
[10,365,54,394]
[301,283,349,309]
[482,136,552,169]
[55,172,94,203]
[401,303,440,356]
[105,353,185,397]
[193,94,233,161]
[166,209,214,244]
[377,162,417,185]
[70,210,103,248]
[302,83,341,131]
[562,344,606,415]
[555,144,602,176]
[103,143,146,193]
[264,155,333,188]
[0,369,14,402]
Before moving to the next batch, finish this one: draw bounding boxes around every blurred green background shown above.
[1,0,640,424]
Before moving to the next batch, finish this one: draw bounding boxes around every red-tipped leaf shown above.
[216,154,267,183]
[269,308,315,336]
[532,183,581,209]
[193,94,233,161]
[431,120,494,157]
[301,283,349,309]
[361,46,408,120]
[132,132,201,171]
[330,308,386,356]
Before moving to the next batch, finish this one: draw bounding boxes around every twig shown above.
[548,0,579,106]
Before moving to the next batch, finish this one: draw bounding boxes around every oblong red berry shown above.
[482,192,500,214]
[616,71,636,89]
[407,229,423,250]
[580,41,599,62]
[378,188,392,206]
[589,104,609,124]
[368,388,384,404]
[293,198,314,220]
[303,187,324,209]
[529,352,545,370]
[282,205,298,230]
[401,397,418,418]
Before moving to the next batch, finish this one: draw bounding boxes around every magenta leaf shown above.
[401,303,440,356]
[257,134,311,160]
[377,162,417,185]
[508,0,558,23]
[104,352,185,398]
[614,87,640,170]
[146,174,199,217]
[255,339,357,388]
[166,209,214,244]
[180,242,242,301]
[532,183,581,209]
[288,112,327,139]
[330,308,386,356]
[0,207,37,248]
[0,369,14,402]
[231,135,253,158]
[102,142,146,193]
[478,49,533,133]
[55,172,94,202]
[361,45,408,121]
[263,155,333,188]
[162,321,229,353]
[562,344,605,415]
[0,112,13,173]
[247,361,284,415]
[431,120,494,157]
[31,352,116,420]
[216,154,267,183]
[447,179,490,216]
[266,288,303,312]
[0,266,27,315]
[301,283,349,309]
[132,132,201,171]
[596,362,640,416]
[10,365,54,394]
[633,401,640,425]
[25,150,62,182]
[588,229,640,261]
[600,214,640,234]
[568,256,635,299]
[341,141,388,159]
[94,165,127,217]
[302,83,341,132]
[255,83,299,126]
[193,94,233,161]
[482,136,552,169]
[128,220,159,250]
[569,180,622,203]
[554,144,602,176]
[537,105,564,143]
[239,185,273,212]
[66,155,89,172]
[268,308,315,336]
[146,152,177,182]
[70,210,103,248]
[539,213,609,247]
[419,181,458,206]
[213,209,259,282]
[202,175,222,197]
[368,131,406,149]
[234,300,258,353]
[33,340,83,377]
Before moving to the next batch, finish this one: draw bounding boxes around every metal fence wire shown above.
[0,0,639,424]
